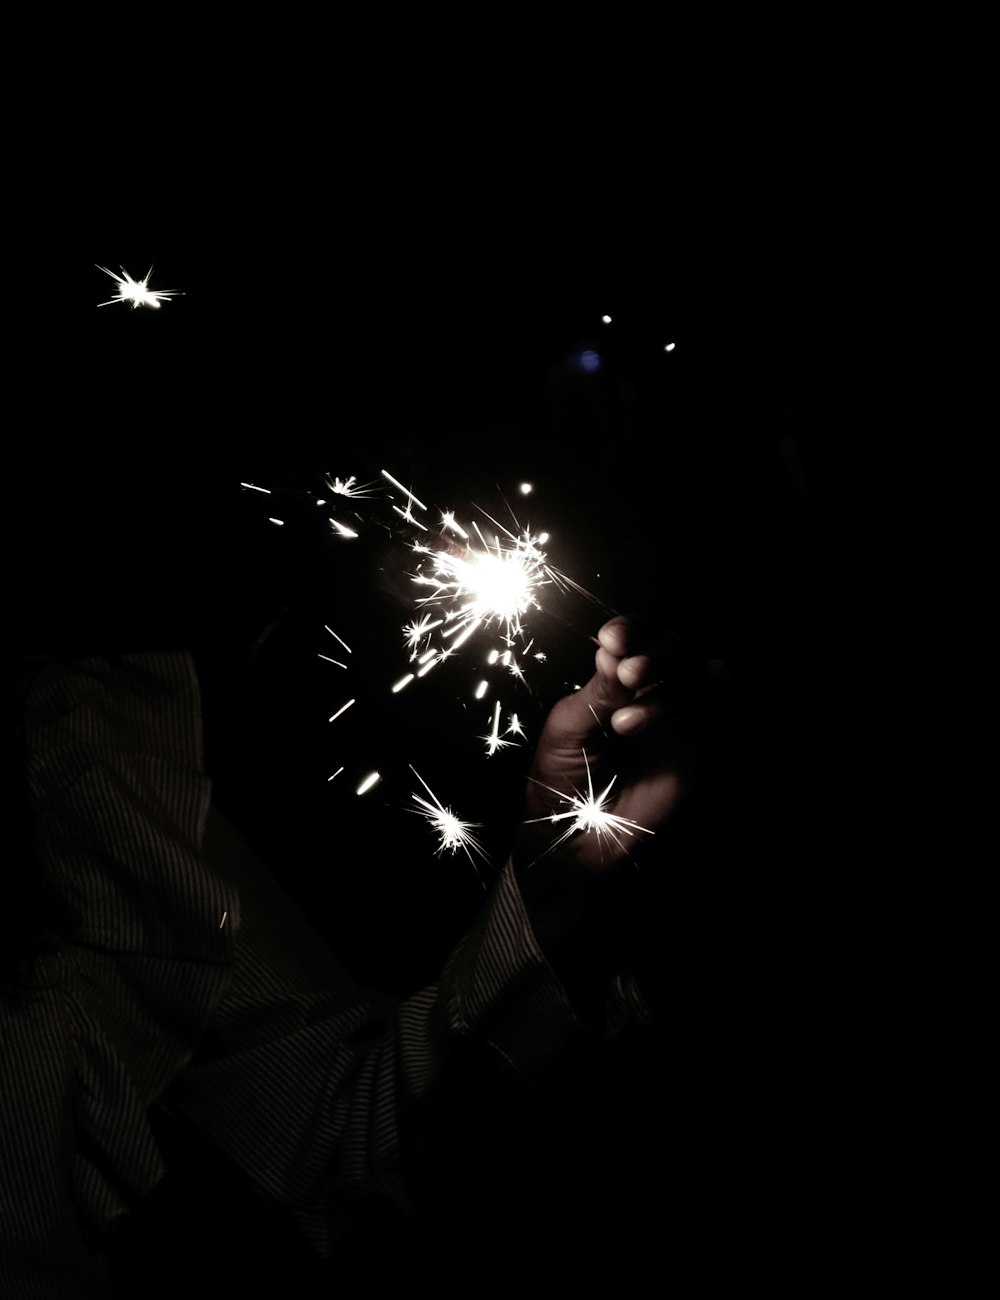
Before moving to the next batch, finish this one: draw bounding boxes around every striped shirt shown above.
[2,652,649,1298]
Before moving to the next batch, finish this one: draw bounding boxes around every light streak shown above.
[381,470,427,512]
[356,771,381,795]
[328,698,356,723]
[95,264,181,309]
[325,627,352,653]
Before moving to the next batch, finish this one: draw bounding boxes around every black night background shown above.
[7,69,886,1291]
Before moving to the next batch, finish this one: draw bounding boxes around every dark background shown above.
[8,73,885,1288]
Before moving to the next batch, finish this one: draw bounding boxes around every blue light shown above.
[571,348,602,374]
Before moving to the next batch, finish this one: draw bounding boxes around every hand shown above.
[516,615,704,876]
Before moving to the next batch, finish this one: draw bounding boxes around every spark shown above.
[356,771,381,795]
[241,482,271,493]
[482,700,516,755]
[328,698,356,723]
[440,511,469,540]
[408,766,489,879]
[329,518,360,539]
[403,614,444,657]
[318,654,348,669]
[95,264,181,309]
[324,627,352,653]
[325,474,380,499]
[525,750,654,860]
[381,470,427,512]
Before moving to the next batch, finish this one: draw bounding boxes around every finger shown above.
[552,661,635,745]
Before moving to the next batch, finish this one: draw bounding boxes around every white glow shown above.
[96,264,181,309]
[526,750,654,859]
[408,766,488,876]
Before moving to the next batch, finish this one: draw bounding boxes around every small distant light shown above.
[601,314,612,324]
[664,342,676,352]
[519,482,533,495]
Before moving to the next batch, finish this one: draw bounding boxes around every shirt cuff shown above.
[442,860,651,1085]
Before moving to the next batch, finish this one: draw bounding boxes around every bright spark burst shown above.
[410,521,553,650]
[525,750,654,860]
[408,766,489,879]
[325,474,380,499]
[95,264,181,309]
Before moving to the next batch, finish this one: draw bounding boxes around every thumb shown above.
[539,618,637,752]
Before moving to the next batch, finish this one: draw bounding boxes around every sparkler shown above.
[241,467,626,878]
[95,264,182,309]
